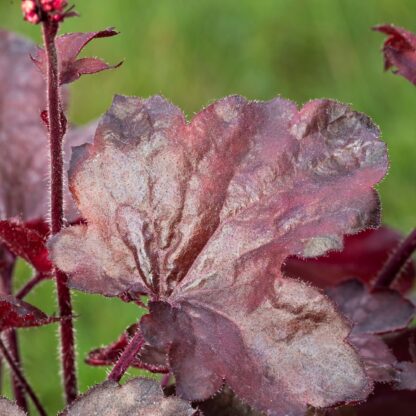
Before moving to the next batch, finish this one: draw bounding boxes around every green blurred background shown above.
[1,0,416,414]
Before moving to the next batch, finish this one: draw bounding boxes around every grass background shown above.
[1,0,416,414]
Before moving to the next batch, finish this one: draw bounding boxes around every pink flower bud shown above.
[21,0,40,24]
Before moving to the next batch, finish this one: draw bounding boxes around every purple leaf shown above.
[61,378,195,416]
[86,323,168,373]
[0,397,26,416]
[32,29,121,85]
[394,362,416,390]
[0,219,52,273]
[374,24,416,85]
[284,226,415,293]
[349,334,397,383]
[326,279,414,335]
[0,294,58,331]
[50,95,388,415]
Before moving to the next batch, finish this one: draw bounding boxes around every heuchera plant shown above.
[0,2,415,415]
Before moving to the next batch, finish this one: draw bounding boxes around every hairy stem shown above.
[108,330,144,383]
[374,228,416,289]
[42,20,77,404]
[0,339,47,416]
[16,273,47,300]
[6,331,27,411]
[0,253,27,411]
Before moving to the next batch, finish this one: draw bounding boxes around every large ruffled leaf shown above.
[284,226,415,292]
[61,378,195,416]
[50,95,388,415]
[374,24,416,85]
[0,30,95,222]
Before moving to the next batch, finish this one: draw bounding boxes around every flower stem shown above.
[42,19,77,404]
[108,330,144,383]
[374,228,416,289]
[0,338,47,416]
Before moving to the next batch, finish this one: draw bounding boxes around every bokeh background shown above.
[1,0,416,414]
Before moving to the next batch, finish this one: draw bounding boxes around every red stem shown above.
[108,330,145,383]
[16,273,47,300]
[374,228,416,289]
[0,338,47,416]
[0,253,27,411]
[6,331,27,411]
[42,20,77,404]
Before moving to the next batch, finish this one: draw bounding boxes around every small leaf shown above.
[393,362,416,391]
[32,29,121,85]
[374,24,416,85]
[0,294,58,331]
[326,279,415,335]
[0,397,26,416]
[349,334,397,383]
[51,95,389,415]
[61,378,195,416]
[0,219,52,273]
[86,323,168,373]
[284,226,415,293]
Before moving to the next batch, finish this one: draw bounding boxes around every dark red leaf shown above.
[374,24,416,85]
[0,219,52,273]
[0,30,96,221]
[394,362,416,390]
[197,386,263,416]
[283,226,415,293]
[0,294,58,331]
[385,328,416,362]
[0,397,26,416]
[32,29,121,85]
[329,385,416,416]
[326,279,414,335]
[86,323,168,373]
[61,378,195,416]
[349,334,397,383]
[51,95,388,415]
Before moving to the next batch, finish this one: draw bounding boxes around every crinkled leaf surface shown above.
[0,30,95,221]
[61,378,195,416]
[374,24,416,85]
[32,29,121,85]
[86,323,168,373]
[0,294,58,331]
[326,279,414,335]
[51,95,388,415]
[284,226,415,292]
[0,219,51,273]
[0,397,26,416]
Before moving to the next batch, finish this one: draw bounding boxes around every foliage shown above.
[0,2,415,416]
